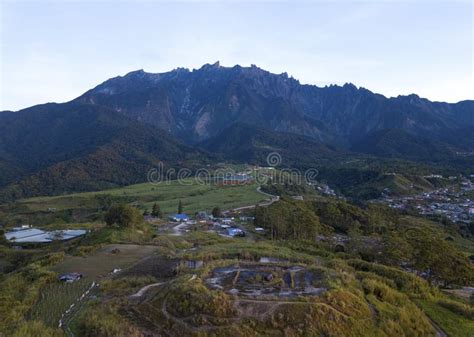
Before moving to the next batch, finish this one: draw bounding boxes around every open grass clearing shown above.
[51,244,158,278]
[416,299,474,337]
[15,179,268,216]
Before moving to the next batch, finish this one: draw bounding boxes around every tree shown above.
[151,203,162,218]
[382,231,413,265]
[211,207,221,218]
[467,221,474,236]
[404,227,474,286]
[0,229,7,245]
[104,204,143,228]
[178,200,183,214]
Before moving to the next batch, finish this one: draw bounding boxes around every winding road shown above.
[224,186,279,213]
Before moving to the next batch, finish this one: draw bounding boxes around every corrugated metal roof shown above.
[5,228,87,243]
[14,233,53,243]
[5,228,46,241]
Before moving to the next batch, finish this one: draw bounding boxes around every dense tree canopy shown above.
[256,197,474,287]
[401,227,474,286]
[255,198,328,240]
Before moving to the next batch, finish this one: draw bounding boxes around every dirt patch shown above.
[120,255,179,280]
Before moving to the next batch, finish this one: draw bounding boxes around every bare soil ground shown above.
[120,255,179,279]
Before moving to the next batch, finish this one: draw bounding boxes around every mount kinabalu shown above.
[0,62,473,198]
[74,62,473,147]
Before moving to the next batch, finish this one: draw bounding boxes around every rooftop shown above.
[169,214,189,219]
[5,228,87,243]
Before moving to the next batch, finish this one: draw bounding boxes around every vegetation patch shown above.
[416,299,474,337]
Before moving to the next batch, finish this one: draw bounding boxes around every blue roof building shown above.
[227,228,245,237]
[169,213,189,222]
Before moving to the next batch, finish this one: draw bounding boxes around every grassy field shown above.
[16,178,268,216]
[416,299,474,337]
[50,244,158,277]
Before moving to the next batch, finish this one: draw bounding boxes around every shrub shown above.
[166,279,235,318]
[101,276,157,296]
[74,245,96,256]
[36,252,65,267]
[348,259,432,298]
[12,320,63,337]
[0,265,56,333]
[355,271,397,289]
[362,278,436,337]
[323,289,372,319]
[76,304,142,337]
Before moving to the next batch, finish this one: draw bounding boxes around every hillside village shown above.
[379,175,474,224]
[1,167,474,337]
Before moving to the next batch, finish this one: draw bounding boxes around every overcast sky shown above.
[1,0,472,111]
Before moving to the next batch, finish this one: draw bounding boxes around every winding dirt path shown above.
[130,282,166,298]
[225,186,279,213]
[130,274,196,299]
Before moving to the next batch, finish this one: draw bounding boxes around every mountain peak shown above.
[126,69,145,75]
[74,63,473,146]
[3,63,474,201]
[198,61,221,71]
[342,83,358,90]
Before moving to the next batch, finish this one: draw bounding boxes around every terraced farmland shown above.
[30,244,158,328]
